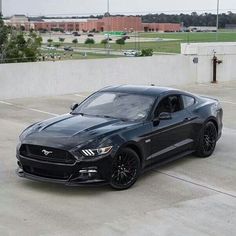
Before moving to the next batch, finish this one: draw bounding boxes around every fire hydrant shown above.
[212,55,223,83]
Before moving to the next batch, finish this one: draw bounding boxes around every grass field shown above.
[43,32,236,56]
[40,50,121,61]
[76,32,236,54]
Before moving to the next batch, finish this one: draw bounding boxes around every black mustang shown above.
[16,85,223,190]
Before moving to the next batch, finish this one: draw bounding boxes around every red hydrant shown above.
[212,55,223,83]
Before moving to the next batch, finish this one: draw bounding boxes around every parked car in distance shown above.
[16,85,223,190]
[87,33,94,37]
[122,36,130,40]
[64,46,74,51]
[46,46,56,50]
[124,50,141,57]
[72,32,81,36]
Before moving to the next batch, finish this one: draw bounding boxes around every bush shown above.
[141,48,153,57]
[84,38,95,48]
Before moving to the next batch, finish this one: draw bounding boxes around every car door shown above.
[146,94,194,165]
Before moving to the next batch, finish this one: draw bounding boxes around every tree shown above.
[20,25,26,31]
[59,37,65,43]
[84,38,95,49]
[54,42,61,48]
[116,38,125,50]
[47,39,53,46]
[0,17,42,63]
[0,15,9,62]
[101,39,108,48]
[72,38,78,47]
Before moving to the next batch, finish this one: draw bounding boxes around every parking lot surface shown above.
[0,82,236,236]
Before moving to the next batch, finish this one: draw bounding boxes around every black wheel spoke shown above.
[202,123,217,154]
[111,150,139,188]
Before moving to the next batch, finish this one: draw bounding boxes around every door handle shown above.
[184,117,191,122]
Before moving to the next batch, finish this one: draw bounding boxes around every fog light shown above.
[79,168,97,177]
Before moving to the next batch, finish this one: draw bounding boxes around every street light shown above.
[0,0,3,16]
[216,0,220,41]
[107,0,110,55]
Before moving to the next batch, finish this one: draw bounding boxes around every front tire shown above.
[195,121,217,158]
[110,148,140,190]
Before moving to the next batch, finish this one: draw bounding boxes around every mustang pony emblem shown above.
[42,149,53,156]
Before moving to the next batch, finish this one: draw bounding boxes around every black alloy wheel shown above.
[110,148,140,190]
[196,121,217,157]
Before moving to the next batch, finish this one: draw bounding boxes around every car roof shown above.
[100,85,181,97]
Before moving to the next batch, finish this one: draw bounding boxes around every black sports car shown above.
[16,85,223,190]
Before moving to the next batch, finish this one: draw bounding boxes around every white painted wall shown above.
[0,53,235,99]
[181,42,236,55]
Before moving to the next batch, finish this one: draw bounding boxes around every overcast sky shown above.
[2,0,235,16]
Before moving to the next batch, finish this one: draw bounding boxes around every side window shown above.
[182,95,195,108]
[155,95,183,117]
[155,97,171,117]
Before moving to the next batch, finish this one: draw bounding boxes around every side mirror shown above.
[70,103,79,111]
[159,112,172,120]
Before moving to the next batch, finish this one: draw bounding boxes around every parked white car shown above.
[123,50,140,57]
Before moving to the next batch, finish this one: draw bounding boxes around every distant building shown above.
[5,15,33,30]
[4,14,181,32]
[142,23,181,32]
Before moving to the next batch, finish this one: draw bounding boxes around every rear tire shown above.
[195,121,217,158]
[110,148,140,190]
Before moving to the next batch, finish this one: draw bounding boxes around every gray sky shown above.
[3,0,235,16]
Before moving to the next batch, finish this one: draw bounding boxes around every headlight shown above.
[81,146,112,157]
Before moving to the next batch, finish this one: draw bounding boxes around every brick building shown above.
[142,23,181,32]
[5,15,181,32]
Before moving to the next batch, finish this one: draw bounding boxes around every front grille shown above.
[20,144,76,164]
[23,165,70,180]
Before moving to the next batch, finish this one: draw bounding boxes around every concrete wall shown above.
[0,54,236,99]
[181,42,236,55]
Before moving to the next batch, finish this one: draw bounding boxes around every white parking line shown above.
[0,101,14,106]
[74,94,87,98]
[28,108,59,116]
[0,101,59,116]
[220,100,236,105]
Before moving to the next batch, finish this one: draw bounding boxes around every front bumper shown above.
[16,154,112,186]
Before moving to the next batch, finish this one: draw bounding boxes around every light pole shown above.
[107,0,110,55]
[107,0,110,14]
[0,0,2,16]
[216,0,220,41]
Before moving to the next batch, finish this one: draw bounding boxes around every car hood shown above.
[22,114,139,150]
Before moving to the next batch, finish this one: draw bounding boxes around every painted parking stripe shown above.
[0,100,59,116]
[220,100,236,105]
[74,94,87,98]
[0,101,14,106]
[28,108,59,116]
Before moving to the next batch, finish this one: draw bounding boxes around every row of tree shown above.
[47,37,126,50]
[141,12,236,28]
[36,12,236,28]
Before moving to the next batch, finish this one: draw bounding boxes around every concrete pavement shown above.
[0,82,235,236]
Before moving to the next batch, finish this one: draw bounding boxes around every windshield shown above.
[74,92,155,121]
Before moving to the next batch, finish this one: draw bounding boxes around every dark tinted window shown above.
[155,95,183,116]
[182,95,195,108]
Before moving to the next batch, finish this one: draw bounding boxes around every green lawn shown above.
[44,32,236,55]
[61,41,181,54]
[40,50,121,61]
[139,32,236,42]
[73,32,236,54]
